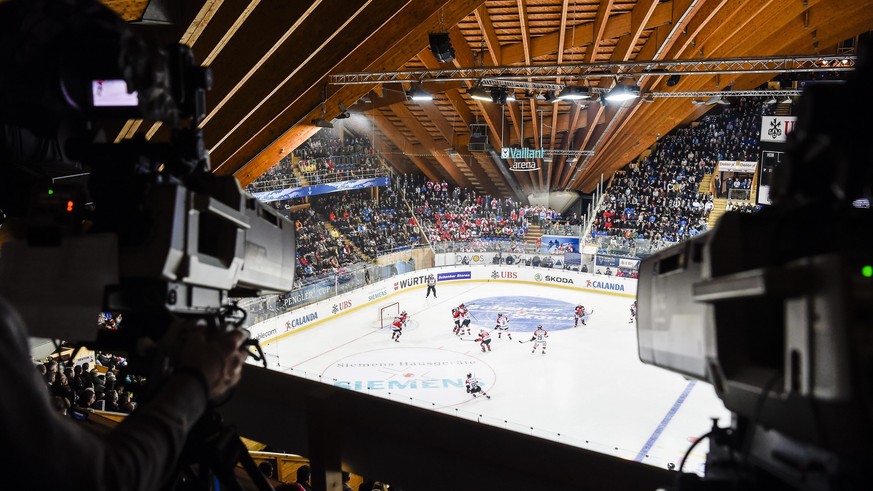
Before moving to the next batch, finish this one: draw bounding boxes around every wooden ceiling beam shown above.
[445,22,530,195]
[585,0,615,63]
[566,0,711,190]
[577,0,818,186]
[474,5,501,66]
[418,49,513,195]
[418,100,501,196]
[572,0,872,191]
[501,0,673,63]
[229,0,483,186]
[390,103,473,188]
[372,111,442,182]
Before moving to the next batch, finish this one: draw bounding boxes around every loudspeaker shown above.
[469,124,488,152]
[429,32,455,63]
[666,74,681,87]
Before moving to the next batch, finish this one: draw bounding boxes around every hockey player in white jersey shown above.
[465,373,490,399]
[494,313,511,340]
[529,325,548,354]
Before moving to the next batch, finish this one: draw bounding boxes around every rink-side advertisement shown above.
[246,265,636,346]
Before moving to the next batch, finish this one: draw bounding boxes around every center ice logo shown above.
[465,296,576,332]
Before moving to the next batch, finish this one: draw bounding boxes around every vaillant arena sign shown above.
[501,147,543,172]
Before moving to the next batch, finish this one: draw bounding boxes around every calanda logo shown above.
[584,279,626,292]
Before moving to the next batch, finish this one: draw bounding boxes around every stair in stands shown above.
[292,154,309,187]
[322,221,371,262]
[707,198,729,229]
[525,223,544,247]
[775,103,792,116]
[698,173,712,194]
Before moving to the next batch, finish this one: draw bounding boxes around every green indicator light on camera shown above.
[863,265,873,278]
[47,189,54,195]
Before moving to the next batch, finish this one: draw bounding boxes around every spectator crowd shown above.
[591,98,763,243]
[248,129,385,193]
[38,352,144,416]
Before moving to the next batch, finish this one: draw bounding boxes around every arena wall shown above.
[247,261,637,347]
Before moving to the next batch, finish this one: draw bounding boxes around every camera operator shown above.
[0,1,250,489]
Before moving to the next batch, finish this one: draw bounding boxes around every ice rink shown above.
[257,279,730,471]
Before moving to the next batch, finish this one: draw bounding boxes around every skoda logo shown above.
[534,273,543,282]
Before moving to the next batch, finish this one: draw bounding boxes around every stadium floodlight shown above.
[409,85,432,101]
[604,84,640,103]
[467,86,491,101]
[556,85,593,101]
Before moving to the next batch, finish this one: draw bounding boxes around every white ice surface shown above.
[256,281,730,471]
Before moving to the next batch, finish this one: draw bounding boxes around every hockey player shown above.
[451,307,462,335]
[530,325,548,354]
[458,303,472,335]
[425,274,437,298]
[494,313,511,340]
[574,305,594,327]
[629,300,637,324]
[474,329,492,352]
[465,373,490,399]
[391,311,408,342]
[574,305,585,327]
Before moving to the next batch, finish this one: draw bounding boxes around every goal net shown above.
[374,301,400,329]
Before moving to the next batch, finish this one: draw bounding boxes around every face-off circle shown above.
[322,347,495,407]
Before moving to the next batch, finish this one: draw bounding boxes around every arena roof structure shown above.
[106,0,872,197]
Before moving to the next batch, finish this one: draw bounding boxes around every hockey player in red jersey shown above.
[574,305,585,327]
[629,300,637,324]
[451,307,462,335]
[474,329,492,352]
[574,304,593,327]
[465,373,490,399]
[530,325,548,354]
[494,313,511,340]
[458,303,472,335]
[391,310,408,342]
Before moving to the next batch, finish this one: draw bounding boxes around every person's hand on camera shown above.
[163,322,248,400]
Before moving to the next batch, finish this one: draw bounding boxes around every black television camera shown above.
[636,39,873,490]
[0,3,294,489]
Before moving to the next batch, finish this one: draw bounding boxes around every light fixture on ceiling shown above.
[490,87,515,105]
[703,95,730,106]
[604,83,641,103]
[335,103,351,119]
[467,86,491,101]
[429,32,455,63]
[557,85,593,101]
[781,96,793,104]
[542,90,558,102]
[311,102,333,128]
[763,96,777,105]
[408,85,432,101]
[691,99,704,105]
[641,92,655,103]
